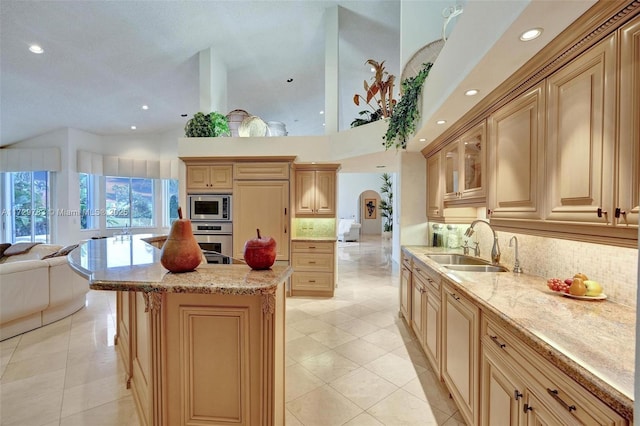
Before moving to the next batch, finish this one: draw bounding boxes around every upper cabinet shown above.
[294,164,339,217]
[545,33,617,226]
[618,16,640,229]
[487,82,546,221]
[426,153,443,220]
[186,164,233,192]
[443,121,486,205]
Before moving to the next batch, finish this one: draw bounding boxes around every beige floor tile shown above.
[329,367,398,410]
[364,352,426,387]
[60,371,130,418]
[286,385,363,426]
[360,311,399,328]
[335,317,380,337]
[0,369,65,426]
[299,350,359,382]
[285,355,297,367]
[64,347,123,389]
[333,304,377,319]
[367,388,447,426]
[308,326,357,349]
[332,339,388,366]
[402,369,458,416]
[290,317,335,335]
[0,348,67,383]
[286,327,306,342]
[59,395,139,426]
[286,308,314,324]
[10,327,70,363]
[286,336,330,362]
[285,408,305,426]
[295,300,342,316]
[391,339,433,370]
[360,328,408,352]
[285,363,324,402]
[314,310,355,326]
[342,412,384,425]
[386,319,417,341]
[441,410,467,425]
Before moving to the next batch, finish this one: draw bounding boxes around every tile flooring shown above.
[0,236,465,425]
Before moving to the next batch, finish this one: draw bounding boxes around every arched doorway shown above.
[358,190,381,235]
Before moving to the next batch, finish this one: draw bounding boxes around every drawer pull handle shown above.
[449,292,460,301]
[523,403,533,413]
[308,280,316,283]
[309,246,316,249]
[514,390,523,400]
[490,335,506,349]
[308,261,316,264]
[546,388,576,412]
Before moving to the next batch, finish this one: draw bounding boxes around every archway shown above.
[358,190,381,235]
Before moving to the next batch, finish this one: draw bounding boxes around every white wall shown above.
[359,190,381,235]
[397,151,429,262]
[337,172,385,219]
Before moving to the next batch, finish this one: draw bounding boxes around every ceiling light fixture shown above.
[419,138,426,142]
[319,110,324,115]
[141,105,149,110]
[130,125,137,130]
[370,67,376,73]
[465,89,479,96]
[520,28,543,41]
[436,120,447,125]
[29,44,44,54]
[286,78,293,83]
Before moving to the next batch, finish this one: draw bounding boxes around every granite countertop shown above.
[69,234,292,296]
[403,245,635,422]
[291,237,338,242]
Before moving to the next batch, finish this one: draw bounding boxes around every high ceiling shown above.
[0,0,401,146]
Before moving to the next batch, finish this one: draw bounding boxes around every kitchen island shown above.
[69,235,292,426]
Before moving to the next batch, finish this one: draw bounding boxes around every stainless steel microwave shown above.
[187,194,231,221]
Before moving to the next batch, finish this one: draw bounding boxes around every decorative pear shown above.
[161,207,202,273]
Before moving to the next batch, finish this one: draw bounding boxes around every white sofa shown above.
[338,219,361,242]
[0,244,89,340]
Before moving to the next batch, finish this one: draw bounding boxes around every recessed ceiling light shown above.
[465,89,479,96]
[370,67,376,73]
[29,44,44,54]
[322,123,325,126]
[419,138,426,142]
[520,28,543,41]
[180,113,188,117]
[141,105,149,110]
[130,126,137,130]
[286,78,293,83]
[319,110,324,115]
[436,120,447,125]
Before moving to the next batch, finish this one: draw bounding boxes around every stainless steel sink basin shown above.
[426,254,489,265]
[444,264,509,273]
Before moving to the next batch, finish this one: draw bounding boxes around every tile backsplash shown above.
[292,218,336,238]
[428,222,638,308]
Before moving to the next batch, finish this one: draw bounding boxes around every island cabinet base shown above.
[117,286,285,426]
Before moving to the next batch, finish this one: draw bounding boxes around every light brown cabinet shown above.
[426,153,443,220]
[481,342,525,426]
[487,82,546,221]
[442,278,479,426]
[233,162,290,180]
[233,180,290,261]
[294,165,338,217]
[545,33,617,227]
[186,164,233,192]
[412,261,441,375]
[443,121,486,205]
[290,241,335,297]
[399,254,412,323]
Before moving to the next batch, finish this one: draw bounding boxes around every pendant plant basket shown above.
[184,111,231,137]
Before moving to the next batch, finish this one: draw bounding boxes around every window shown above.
[105,177,154,228]
[79,173,97,230]
[5,171,51,243]
[164,179,179,226]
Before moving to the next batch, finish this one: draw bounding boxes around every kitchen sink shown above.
[444,264,509,273]
[426,254,490,265]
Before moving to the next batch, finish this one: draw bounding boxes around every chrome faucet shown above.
[464,220,501,265]
[509,236,523,274]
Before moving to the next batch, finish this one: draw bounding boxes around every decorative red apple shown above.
[243,228,276,270]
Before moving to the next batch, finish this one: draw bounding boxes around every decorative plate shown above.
[560,293,607,301]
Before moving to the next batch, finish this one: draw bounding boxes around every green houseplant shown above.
[379,173,393,235]
[184,111,230,137]
[384,62,433,149]
[351,59,396,128]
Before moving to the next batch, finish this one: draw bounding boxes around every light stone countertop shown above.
[403,245,635,422]
[291,237,338,242]
[69,234,291,296]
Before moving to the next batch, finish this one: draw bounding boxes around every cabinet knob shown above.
[615,207,626,219]
[523,404,533,413]
[514,390,523,400]
[597,207,608,218]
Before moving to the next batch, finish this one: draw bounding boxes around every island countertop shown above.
[402,245,635,422]
[69,234,292,296]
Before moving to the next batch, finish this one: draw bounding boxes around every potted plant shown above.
[384,62,433,149]
[184,111,231,137]
[379,173,393,238]
[351,59,396,128]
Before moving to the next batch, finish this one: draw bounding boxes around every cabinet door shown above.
[400,260,412,322]
[427,153,443,219]
[411,276,426,346]
[116,291,133,388]
[460,122,486,200]
[314,171,336,215]
[443,140,460,201]
[618,16,640,228]
[186,165,211,191]
[545,33,617,225]
[488,83,546,220]
[209,165,233,190]
[522,392,567,426]
[442,282,479,426]
[481,345,524,426]
[233,181,289,260]
[424,291,440,375]
[294,171,315,215]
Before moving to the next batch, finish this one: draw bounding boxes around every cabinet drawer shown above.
[291,241,334,254]
[412,262,440,294]
[233,162,290,180]
[291,253,333,272]
[482,316,626,425]
[402,255,412,269]
[291,272,334,292]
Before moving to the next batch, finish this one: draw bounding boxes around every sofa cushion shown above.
[1,244,62,263]
[42,244,79,259]
[3,242,41,256]
[0,243,11,258]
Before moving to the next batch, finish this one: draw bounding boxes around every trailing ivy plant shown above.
[184,111,230,137]
[383,62,434,150]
